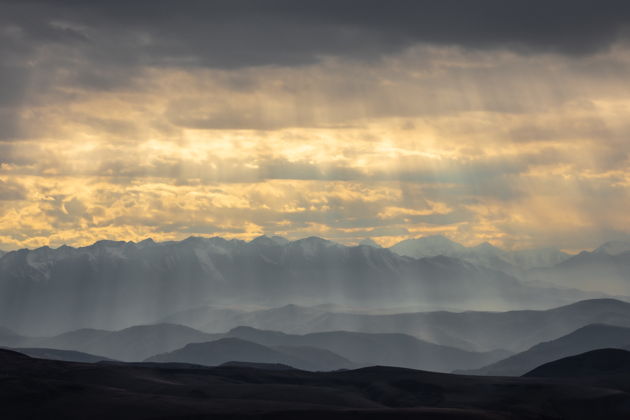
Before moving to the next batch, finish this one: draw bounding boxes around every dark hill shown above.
[226,326,505,372]
[461,324,630,376]
[145,337,354,371]
[525,348,630,377]
[2,349,630,419]
[35,323,215,362]
[4,347,115,363]
[296,298,630,353]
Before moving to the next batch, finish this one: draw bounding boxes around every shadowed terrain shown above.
[0,347,115,363]
[525,348,630,378]
[461,324,630,376]
[145,337,356,371]
[2,349,630,420]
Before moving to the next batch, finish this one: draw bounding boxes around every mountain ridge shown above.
[222,326,507,372]
[144,337,356,371]
[390,235,571,271]
[460,323,630,376]
[164,298,630,353]
[0,235,592,335]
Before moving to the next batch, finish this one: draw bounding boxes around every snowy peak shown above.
[270,235,289,245]
[91,240,128,248]
[471,242,504,256]
[389,236,571,270]
[137,238,156,248]
[249,235,290,247]
[505,248,570,269]
[289,236,340,257]
[358,238,382,248]
[390,235,466,258]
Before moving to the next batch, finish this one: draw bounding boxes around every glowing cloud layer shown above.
[1,1,630,251]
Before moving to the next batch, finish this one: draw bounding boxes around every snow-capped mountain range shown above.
[0,235,611,335]
[388,235,571,270]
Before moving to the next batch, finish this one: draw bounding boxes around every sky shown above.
[1,0,630,252]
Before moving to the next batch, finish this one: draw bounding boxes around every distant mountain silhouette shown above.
[34,328,111,349]
[529,247,630,294]
[305,298,630,352]
[2,322,503,371]
[199,304,333,334]
[224,326,506,372]
[391,235,467,258]
[219,361,298,370]
[7,298,630,369]
[31,323,215,362]
[3,348,630,419]
[158,305,246,331]
[461,324,630,376]
[175,298,630,353]
[524,348,630,377]
[358,238,381,248]
[0,236,590,335]
[145,337,354,371]
[390,235,570,271]
[0,327,28,347]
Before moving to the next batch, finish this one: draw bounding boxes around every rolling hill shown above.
[3,323,216,362]
[525,348,630,378]
[223,326,508,372]
[144,337,355,371]
[172,298,630,353]
[461,324,630,376]
[3,349,630,419]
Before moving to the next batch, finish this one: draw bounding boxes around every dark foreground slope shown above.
[2,346,115,363]
[525,348,630,378]
[2,349,630,420]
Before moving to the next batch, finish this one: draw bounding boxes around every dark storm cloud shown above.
[2,0,629,140]
[2,0,630,72]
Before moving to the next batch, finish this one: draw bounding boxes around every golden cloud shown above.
[1,47,629,251]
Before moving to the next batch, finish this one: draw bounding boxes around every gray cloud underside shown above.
[3,0,630,70]
[2,0,630,139]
